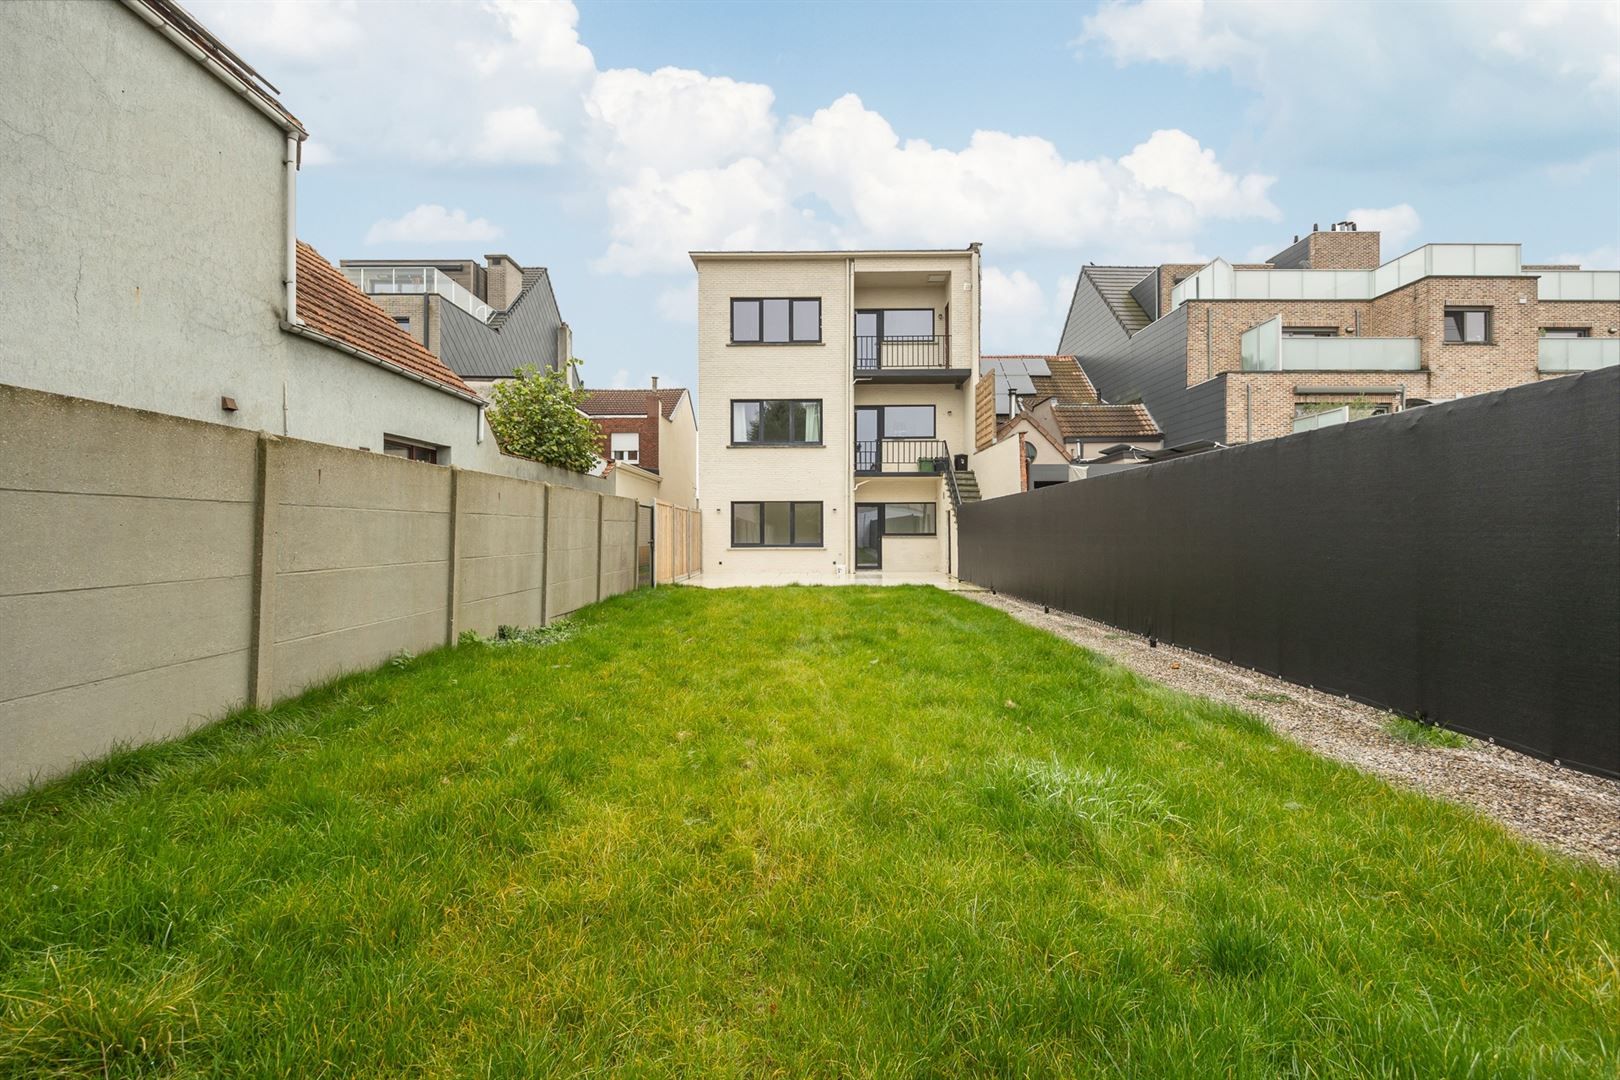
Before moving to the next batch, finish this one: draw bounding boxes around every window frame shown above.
[729,399,825,446]
[876,502,937,537]
[609,431,641,464]
[730,501,824,547]
[1540,327,1591,339]
[730,297,823,345]
[1443,306,1493,345]
[382,436,440,464]
[1282,326,1339,338]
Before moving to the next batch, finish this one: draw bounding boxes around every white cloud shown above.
[1548,245,1620,269]
[300,139,336,167]
[1345,204,1421,251]
[610,368,631,389]
[364,204,503,246]
[193,0,364,61]
[586,67,776,174]
[472,106,563,165]
[1121,129,1278,220]
[655,280,698,323]
[983,267,1047,323]
[1078,1,1620,168]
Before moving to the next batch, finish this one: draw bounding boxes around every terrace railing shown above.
[854,334,953,373]
[855,438,950,476]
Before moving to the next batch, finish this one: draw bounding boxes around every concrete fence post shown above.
[595,492,605,603]
[248,433,282,709]
[537,484,551,626]
[446,466,464,645]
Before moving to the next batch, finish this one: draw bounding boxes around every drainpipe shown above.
[284,134,299,324]
[1245,383,1253,443]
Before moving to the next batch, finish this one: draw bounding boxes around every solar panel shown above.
[1024,358,1051,377]
[1008,374,1036,396]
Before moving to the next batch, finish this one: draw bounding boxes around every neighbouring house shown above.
[976,355,1162,487]
[0,0,600,488]
[1057,224,1620,446]
[338,254,578,394]
[579,382,699,510]
[693,246,1028,582]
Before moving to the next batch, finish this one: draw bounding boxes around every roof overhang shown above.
[123,1,307,137]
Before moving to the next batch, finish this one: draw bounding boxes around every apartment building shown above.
[1057,226,1620,446]
[339,254,577,393]
[693,248,1003,582]
[579,382,699,510]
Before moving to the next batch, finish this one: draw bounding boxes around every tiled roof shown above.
[980,355,1101,407]
[1049,403,1161,440]
[294,242,474,396]
[1081,265,1154,335]
[578,388,689,420]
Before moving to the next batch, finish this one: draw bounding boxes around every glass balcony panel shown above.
[1539,338,1620,371]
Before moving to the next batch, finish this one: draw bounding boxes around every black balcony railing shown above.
[855,438,950,475]
[854,334,953,372]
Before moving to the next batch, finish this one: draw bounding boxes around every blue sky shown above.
[193,0,1620,395]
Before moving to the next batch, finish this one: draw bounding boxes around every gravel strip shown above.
[969,591,1620,870]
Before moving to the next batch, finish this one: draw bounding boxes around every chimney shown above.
[651,375,659,390]
[555,322,572,374]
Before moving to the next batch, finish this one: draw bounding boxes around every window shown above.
[383,437,439,463]
[731,298,821,343]
[1283,326,1338,338]
[878,405,935,438]
[1443,307,1492,344]
[610,432,640,463]
[879,309,935,340]
[731,501,823,546]
[393,315,411,329]
[881,503,936,535]
[1541,327,1591,338]
[732,400,822,444]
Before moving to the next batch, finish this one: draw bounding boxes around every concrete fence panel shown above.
[545,487,603,621]
[0,385,649,792]
[455,469,547,637]
[0,388,260,788]
[599,495,639,599]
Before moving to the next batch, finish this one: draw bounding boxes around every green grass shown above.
[1385,715,1473,749]
[2,586,1615,1077]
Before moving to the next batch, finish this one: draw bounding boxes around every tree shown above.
[486,361,601,473]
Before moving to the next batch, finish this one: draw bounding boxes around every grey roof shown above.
[980,357,1051,414]
[439,267,564,379]
[1081,266,1155,336]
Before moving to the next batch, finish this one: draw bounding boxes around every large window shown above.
[732,400,822,444]
[610,432,640,463]
[881,503,936,535]
[876,405,935,438]
[878,309,936,340]
[731,298,821,344]
[383,437,439,464]
[1443,307,1492,344]
[732,501,823,547]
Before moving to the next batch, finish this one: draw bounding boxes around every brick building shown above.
[1057,226,1620,446]
[337,253,577,394]
[578,383,699,510]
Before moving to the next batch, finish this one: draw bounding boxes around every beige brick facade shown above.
[694,250,985,581]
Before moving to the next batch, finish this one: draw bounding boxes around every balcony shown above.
[854,438,950,476]
[341,265,494,323]
[1539,337,1620,372]
[852,335,970,384]
[1170,244,1527,310]
[1240,317,1420,372]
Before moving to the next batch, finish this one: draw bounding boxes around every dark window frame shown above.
[875,502,937,536]
[730,501,825,547]
[856,404,937,440]
[383,436,440,464]
[1443,306,1494,345]
[730,297,823,345]
[1540,327,1592,338]
[1282,326,1339,338]
[729,399,825,446]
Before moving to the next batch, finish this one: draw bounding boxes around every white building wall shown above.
[0,2,600,488]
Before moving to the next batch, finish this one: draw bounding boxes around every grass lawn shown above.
[2,586,1616,1077]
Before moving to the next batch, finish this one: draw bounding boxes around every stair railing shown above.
[944,450,964,512]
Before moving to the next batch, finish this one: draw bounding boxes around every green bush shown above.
[485,361,601,472]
